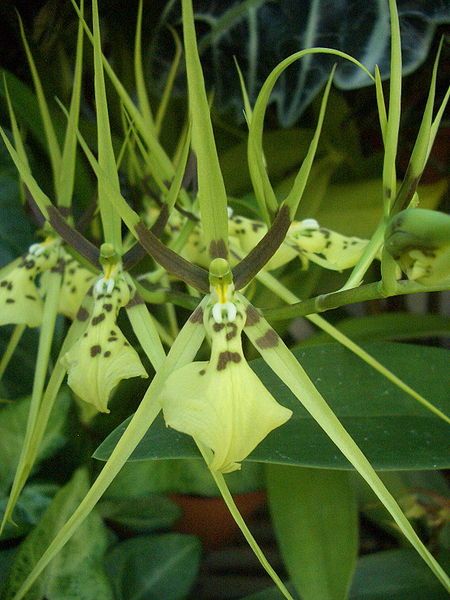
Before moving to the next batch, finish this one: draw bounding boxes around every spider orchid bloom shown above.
[161,259,292,473]
[0,237,60,327]
[63,263,147,413]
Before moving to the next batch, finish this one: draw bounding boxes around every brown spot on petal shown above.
[225,322,238,340]
[217,351,241,371]
[189,306,204,323]
[209,239,228,259]
[256,329,279,349]
[199,369,206,376]
[213,322,225,332]
[90,345,101,357]
[92,313,106,326]
[103,303,113,312]
[245,305,261,327]
[104,350,111,358]
[76,307,89,321]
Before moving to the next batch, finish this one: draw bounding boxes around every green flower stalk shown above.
[162,259,292,473]
[64,249,147,413]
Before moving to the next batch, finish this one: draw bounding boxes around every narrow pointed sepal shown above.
[161,296,292,473]
[63,276,147,413]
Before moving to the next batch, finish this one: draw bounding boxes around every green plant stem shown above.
[196,441,294,600]
[0,324,25,380]
[1,268,62,533]
[262,279,449,321]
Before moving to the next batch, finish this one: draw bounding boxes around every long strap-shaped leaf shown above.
[182,0,229,260]
[11,299,208,600]
[92,0,122,252]
[1,265,63,534]
[240,294,449,591]
[0,299,90,533]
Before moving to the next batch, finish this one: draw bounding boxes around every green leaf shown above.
[267,466,358,600]
[98,495,181,533]
[242,549,450,600]
[104,533,201,600]
[3,468,113,600]
[92,0,122,251]
[349,549,450,600]
[300,313,450,346]
[95,342,450,472]
[182,0,229,258]
[0,392,70,494]
[104,458,264,498]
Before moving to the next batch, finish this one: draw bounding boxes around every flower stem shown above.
[0,324,25,381]
[196,441,294,600]
[262,279,448,321]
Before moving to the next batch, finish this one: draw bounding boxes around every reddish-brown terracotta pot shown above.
[169,491,266,549]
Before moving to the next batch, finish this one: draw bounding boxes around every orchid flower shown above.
[63,249,148,413]
[161,258,292,473]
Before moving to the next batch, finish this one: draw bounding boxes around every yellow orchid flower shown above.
[63,271,147,413]
[0,238,59,327]
[161,259,292,473]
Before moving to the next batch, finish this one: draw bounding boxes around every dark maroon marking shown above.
[213,322,225,332]
[209,239,228,259]
[92,313,105,326]
[107,336,118,342]
[24,259,35,270]
[189,306,204,323]
[90,345,101,357]
[51,259,65,274]
[217,351,241,371]
[125,293,144,309]
[76,307,89,321]
[103,303,113,312]
[199,369,206,376]
[104,351,111,358]
[245,305,261,326]
[255,329,279,349]
[225,322,238,340]
[25,294,37,301]
[6,298,15,303]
